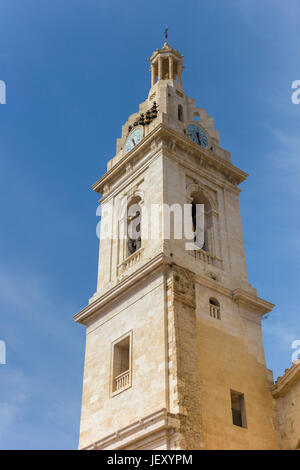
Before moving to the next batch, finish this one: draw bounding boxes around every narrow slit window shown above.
[178,104,183,121]
[230,390,247,428]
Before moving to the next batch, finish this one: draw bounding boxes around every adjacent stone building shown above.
[74,41,299,450]
[271,362,300,450]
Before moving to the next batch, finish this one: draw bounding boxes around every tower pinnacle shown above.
[149,40,184,87]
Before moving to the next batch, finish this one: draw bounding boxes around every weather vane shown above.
[164,27,168,41]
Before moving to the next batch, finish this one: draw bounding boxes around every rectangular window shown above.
[230,390,247,428]
[111,331,132,396]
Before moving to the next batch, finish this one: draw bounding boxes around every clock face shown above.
[187,124,208,148]
[125,127,143,154]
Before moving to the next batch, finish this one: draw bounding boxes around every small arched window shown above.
[127,197,142,256]
[178,104,183,121]
[209,298,221,319]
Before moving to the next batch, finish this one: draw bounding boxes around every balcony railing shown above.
[114,370,130,392]
[188,248,222,268]
[188,248,215,265]
[118,247,143,274]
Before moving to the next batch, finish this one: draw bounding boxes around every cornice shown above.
[74,255,274,325]
[81,408,178,450]
[271,362,300,398]
[169,149,241,195]
[92,124,248,197]
[233,288,275,315]
[159,126,248,187]
[194,275,272,317]
[149,43,183,62]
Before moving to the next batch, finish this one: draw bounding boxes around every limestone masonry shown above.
[74,41,300,450]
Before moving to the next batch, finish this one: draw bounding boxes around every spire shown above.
[148,36,184,87]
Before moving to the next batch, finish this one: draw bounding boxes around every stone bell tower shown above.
[74,41,282,450]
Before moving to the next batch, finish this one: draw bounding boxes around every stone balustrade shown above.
[188,248,221,267]
[118,248,143,274]
[115,370,130,392]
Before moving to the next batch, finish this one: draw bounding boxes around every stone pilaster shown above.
[167,264,204,449]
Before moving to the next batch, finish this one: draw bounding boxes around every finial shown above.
[164,27,168,41]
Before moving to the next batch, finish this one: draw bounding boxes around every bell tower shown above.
[74,41,281,450]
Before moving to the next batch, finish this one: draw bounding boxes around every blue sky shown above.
[0,0,299,449]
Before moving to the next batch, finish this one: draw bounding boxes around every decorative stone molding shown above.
[81,408,179,450]
[125,163,133,174]
[102,183,110,196]
[91,124,248,197]
[186,182,218,212]
[150,139,159,150]
[125,179,144,200]
[186,182,203,196]
[233,288,275,315]
[172,265,195,308]
[167,139,176,152]
[206,271,221,281]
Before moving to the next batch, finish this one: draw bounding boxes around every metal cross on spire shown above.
[164,27,168,41]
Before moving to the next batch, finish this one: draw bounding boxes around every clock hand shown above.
[131,138,136,146]
[196,132,201,145]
